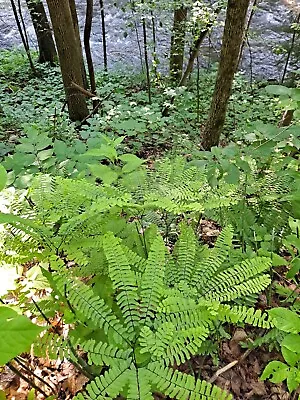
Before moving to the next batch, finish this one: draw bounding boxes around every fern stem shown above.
[7,361,48,398]
[15,356,57,394]
[135,218,148,257]
[32,299,96,380]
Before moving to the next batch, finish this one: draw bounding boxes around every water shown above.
[0,0,299,80]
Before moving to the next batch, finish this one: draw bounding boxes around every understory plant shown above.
[0,156,275,398]
[44,226,272,399]
[261,308,300,394]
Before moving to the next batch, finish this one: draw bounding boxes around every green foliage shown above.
[0,305,44,365]
[43,227,272,400]
[261,308,300,393]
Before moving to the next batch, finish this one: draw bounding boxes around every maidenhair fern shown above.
[0,158,239,276]
[45,226,273,400]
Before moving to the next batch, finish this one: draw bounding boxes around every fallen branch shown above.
[76,90,113,129]
[70,81,100,100]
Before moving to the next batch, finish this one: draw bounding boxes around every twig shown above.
[209,348,253,383]
[32,298,95,380]
[15,356,57,394]
[76,90,113,129]
[7,361,48,398]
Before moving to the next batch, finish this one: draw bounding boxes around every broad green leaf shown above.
[287,258,300,279]
[224,164,240,184]
[0,306,44,365]
[6,171,15,186]
[74,140,87,154]
[284,234,300,252]
[15,143,35,153]
[37,149,53,161]
[119,154,144,173]
[88,164,118,185]
[282,343,300,367]
[265,85,292,96]
[261,360,289,383]
[291,88,300,101]
[287,367,300,392]
[14,174,33,189]
[282,334,300,354]
[35,137,52,151]
[269,308,300,333]
[27,389,35,400]
[0,165,7,192]
[54,140,68,156]
[84,145,117,162]
[0,390,6,400]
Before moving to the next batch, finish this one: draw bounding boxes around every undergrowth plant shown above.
[261,308,300,394]
[42,226,273,399]
[0,157,239,269]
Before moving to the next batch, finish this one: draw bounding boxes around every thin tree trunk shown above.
[151,10,159,81]
[25,0,57,64]
[99,0,108,71]
[201,0,250,150]
[68,0,88,89]
[281,11,300,83]
[10,0,37,75]
[169,6,187,83]
[179,29,207,87]
[84,0,96,93]
[179,5,222,87]
[237,0,259,70]
[46,0,89,121]
[141,0,151,103]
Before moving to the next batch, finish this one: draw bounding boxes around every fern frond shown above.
[75,362,131,400]
[217,304,274,328]
[127,368,153,400]
[147,363,233,400]
[81,339,132,366]
[52,266,129,344]
[191,226,233,291]
[207,275,271,303]
[202,257,271,302]
[140,235,165,323]
[102,233,139,336]
[32,331,68,360]
[140,322,209,365]
[172,224,197,285]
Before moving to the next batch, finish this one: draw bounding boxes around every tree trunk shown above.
[169,6,187,83]
[25,0,57,64]
[10,0,38,75]
[179,5,222,87]
[46,0,89,121]
[201,0,250,150]
[68,0,88,89]
[99,0,108,71]
[84,0,98,109]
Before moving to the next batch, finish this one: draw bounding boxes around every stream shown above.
[0,0,299,80]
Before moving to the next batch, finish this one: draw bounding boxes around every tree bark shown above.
[84,0,98,108]
[179,5,222,87]
[201,0,250,150]
[68,0,88,89]
[10,0,37,75]
[99,0,108,71]
[46,0,89,121]
[25,0,57,64]
[169,6,187,83]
